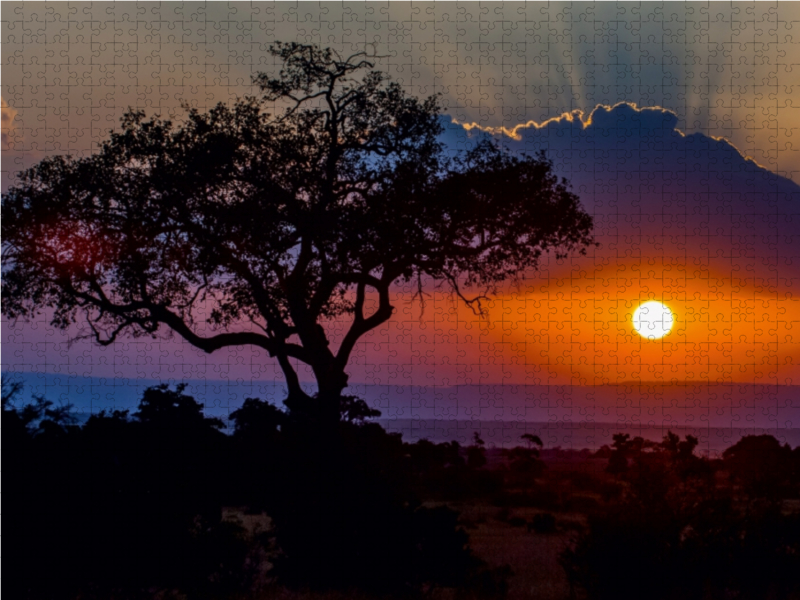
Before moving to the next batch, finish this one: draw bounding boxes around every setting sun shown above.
[632,301,674,339]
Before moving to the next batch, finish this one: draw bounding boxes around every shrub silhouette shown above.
[4,384,261,599]
[467,432,488,469]
[530,512,557,534]
[562,431,800,600]
[230,396,491,595]
[723,434,795,499]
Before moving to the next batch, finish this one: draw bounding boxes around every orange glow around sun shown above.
[487,262,800,385]
[373,260,800,387]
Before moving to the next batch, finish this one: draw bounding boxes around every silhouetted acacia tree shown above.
[2,42,595,416]
[505,433,545,475]
[521,432,543,449]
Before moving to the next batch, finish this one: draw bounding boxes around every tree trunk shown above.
[277,346,348,427]
[310,360,349,425]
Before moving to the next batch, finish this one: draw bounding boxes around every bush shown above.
[241,404,488,596]
[4,384,246,599]
[456,564,513,600]
[565,495,601,513]
[562,480,800,599]
[568,471,600,492]
[599,481,623,502]
[5,385,496,598]
[187,518,270,599]
[493,487,560,510]
[530,512,557,534]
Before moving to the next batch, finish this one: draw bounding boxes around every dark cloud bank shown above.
[444,103,800,291]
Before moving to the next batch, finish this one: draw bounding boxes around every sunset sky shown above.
[4,2,800,413]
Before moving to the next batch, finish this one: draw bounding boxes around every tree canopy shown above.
[2,42,595,410]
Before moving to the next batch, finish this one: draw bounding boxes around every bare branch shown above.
[444,273,491,318]
[335,277,394,370]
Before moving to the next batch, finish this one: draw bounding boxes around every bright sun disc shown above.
[632,301,674,339]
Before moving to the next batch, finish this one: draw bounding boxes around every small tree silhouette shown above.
[521,432,543,450]
[502,434,546,496]
[467,431,487,469]
[606,433,632,475]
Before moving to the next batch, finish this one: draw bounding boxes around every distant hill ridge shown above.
[6,371,798,455]
[4,372,798,429]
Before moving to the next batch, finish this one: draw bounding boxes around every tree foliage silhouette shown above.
[505,433,545,476]
[563,431,800,600]
[3,384,259,600]
[606,432,632,475]
[723,434,795,499]
[2,42,595,412]
[226,396,503,594]
[467,431,487,469]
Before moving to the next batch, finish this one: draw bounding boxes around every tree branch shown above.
[68,285,311,362]
[276,352,306,400]
[335,277,394,370]
[444,273,490,317]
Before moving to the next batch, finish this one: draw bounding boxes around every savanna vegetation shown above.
[5,379,800,600]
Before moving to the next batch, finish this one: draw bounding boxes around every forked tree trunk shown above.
[278,350,349,426]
